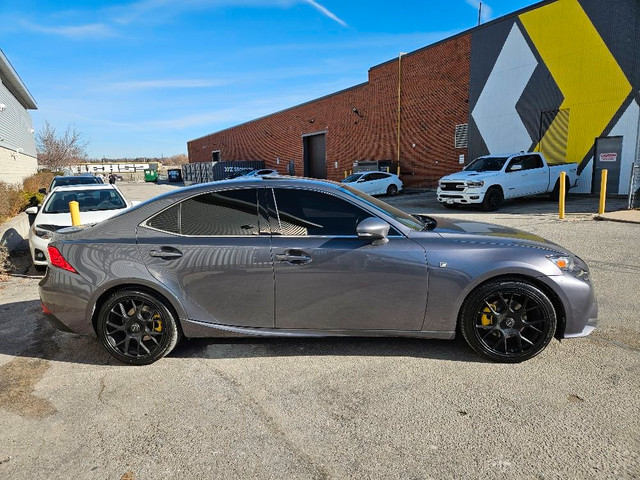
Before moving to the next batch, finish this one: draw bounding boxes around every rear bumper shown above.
[39,267,95,336]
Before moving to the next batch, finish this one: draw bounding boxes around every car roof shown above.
[50,184,119,192]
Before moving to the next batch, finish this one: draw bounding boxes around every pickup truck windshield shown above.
[464,157,509,172]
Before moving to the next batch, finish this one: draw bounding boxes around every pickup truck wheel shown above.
[459,279,557,363]
[549,177,570,200]
[481,187,503,211]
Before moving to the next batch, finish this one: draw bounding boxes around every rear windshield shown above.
[51,176,101,189]
[464,157,509,172]
[43,189,126,213]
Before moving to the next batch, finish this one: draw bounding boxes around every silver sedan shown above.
[39,177,597,365]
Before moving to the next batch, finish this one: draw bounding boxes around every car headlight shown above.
[547,254,590,282]
[467,181,484,188]
[32,226,53,240]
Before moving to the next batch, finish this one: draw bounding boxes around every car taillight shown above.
[47,246,78,274]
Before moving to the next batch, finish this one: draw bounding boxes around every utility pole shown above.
[478,1,482,26]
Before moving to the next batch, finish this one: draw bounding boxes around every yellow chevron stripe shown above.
[519,0,631,164]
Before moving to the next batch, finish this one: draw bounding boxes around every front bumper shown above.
[436,189,485,205]
[538,274,598,338]
[29,232,51,266]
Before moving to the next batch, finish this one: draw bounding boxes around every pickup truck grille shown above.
[440,182,465,191]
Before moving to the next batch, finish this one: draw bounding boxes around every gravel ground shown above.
[0,184,638,479]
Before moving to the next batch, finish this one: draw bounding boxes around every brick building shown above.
[188,0,640,193]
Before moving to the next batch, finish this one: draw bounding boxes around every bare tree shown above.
[36,121,89,169]
[167,154,189,165]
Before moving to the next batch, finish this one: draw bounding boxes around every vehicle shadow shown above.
[0,299,485,365]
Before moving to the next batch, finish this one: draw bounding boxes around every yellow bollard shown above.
[558,171,566,219]
[599,169,608,215]
[344,170,348,179]
[69,201,81,226]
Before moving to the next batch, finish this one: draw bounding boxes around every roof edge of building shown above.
[0,49,37,110]
[188,80,369,144]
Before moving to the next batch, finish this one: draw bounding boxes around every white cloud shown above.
[464,0,493,23]
[21,21,115,38]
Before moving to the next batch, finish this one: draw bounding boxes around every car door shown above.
[523,154,549,194]
[137,187,275,327]
[355,173,375,194]
[367,172,389,195]
[267,187,428,331]
[503,155,529,198]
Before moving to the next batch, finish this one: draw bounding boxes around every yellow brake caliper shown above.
[152,312,163,332]
[481,305,494,326]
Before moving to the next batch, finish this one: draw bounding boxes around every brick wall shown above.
[188,33,471,188]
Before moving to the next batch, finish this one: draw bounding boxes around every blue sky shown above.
[1,0,533,158]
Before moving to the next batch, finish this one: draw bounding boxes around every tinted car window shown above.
[368,173,389,180]
[271,188,370,236]
[51,176,101,189]
[506,156,526,172]
[147,203,180,234]
[342,173,363,183]
[181,188,259,236]
[524,155,543,170]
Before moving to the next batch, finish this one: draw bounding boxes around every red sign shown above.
[600,153,617,162]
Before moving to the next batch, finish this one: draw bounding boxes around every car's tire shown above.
[96,289,180,365]
[481,187,503,211]
[386,184,398,196]
[459,278,557,363]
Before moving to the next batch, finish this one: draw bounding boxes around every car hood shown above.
[421,216,569,254]
[34,209,127,229]
[439,171,501,182]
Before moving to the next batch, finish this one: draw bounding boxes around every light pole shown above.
[397,52,407,176]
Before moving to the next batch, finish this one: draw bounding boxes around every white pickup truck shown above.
[437,152,579,211]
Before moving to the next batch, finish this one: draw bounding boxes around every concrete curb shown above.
[594,210,640,225]
[0,212,30,253]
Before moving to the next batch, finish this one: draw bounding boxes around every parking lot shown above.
[1,183,638,479]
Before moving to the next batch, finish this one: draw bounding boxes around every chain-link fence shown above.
[628,163,640,209]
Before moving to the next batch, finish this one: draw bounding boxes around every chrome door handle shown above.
[149,249,183,259]
[275,253,312,264]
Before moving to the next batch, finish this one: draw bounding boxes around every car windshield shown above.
[43,189,126,213]
[51,176,101,189]
[340,184,427,231]
[342,174,363,183]
[464,157,509,172]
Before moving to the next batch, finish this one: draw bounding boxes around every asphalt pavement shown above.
[0,183,638,479]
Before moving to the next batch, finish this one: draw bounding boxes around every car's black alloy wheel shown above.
[459,279,557,362]
[97,290,180,365]
[387,184,398,196]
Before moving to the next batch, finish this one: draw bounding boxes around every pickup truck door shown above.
[523,154,549,194]
[503,156,529,198]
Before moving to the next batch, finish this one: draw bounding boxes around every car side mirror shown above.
[509,164,523,172]
[356,217,390,245]
[38,188,47,194]
[25,206,39,215]
[357,178,366,182]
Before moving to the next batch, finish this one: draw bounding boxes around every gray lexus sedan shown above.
[39,176,597,365]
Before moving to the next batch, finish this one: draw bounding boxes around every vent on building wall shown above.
[454,123,469,149]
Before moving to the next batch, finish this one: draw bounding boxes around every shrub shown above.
[0,243,11,280]
[0,172,54,223]
[0,181,23,222]
[23,171,54,193]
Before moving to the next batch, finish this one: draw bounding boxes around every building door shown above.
[303,133,327,179]
[593,136,623,194]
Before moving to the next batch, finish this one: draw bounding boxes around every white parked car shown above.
[27,184,136,270]
[341,171,403,196]
[437,152,579,211]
